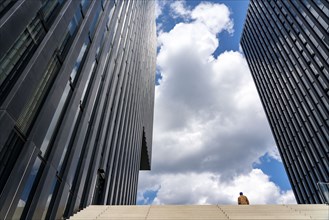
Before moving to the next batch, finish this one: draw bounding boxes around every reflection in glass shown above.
[41,177,57,220]
[58,6,83,61]
[80,60,97,106]
[57,107,80,173]
[41,36,90,157]
[96,28,107,59]
[12,157,42,220]
[89,2,103,39]
[40,82,71,156]
[70,38,89,84]
[80,0,91,15]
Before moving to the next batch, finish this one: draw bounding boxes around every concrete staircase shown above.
[68,204,329,220]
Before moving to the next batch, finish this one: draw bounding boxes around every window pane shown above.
[12,157,42,220]
[89,2,103,39]
[0,0,16,19]
[69,37,90,84]
[0,17,46,104]
[57,107,81,173]
[40,82,72,157]
[16,53,61,134]
[80,0,91,15]
[40,0,64,23]
[58,7,83,61]
[40,177,57,220]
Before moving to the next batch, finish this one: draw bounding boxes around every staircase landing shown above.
[68,204,329,220]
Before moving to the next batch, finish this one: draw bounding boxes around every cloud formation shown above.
[138,170,295,205]
[138,0,296,205]
[170,1,191,19]
[191,2,234,34]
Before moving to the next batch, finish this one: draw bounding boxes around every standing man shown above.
[238,192,249,205]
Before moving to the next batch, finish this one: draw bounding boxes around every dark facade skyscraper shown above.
[241,1,328,204]
[0,0,155,219]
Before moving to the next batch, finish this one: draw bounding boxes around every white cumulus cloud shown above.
[170,0,191,19]
[138,170,296,205]
[191,2,234,34]
[138,0,295,205]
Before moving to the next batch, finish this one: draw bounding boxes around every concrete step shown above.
[68,204,329,220]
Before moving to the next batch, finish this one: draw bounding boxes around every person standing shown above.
[238,192,249,205]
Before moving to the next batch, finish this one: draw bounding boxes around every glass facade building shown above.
[241,0,328,204]
[0,0,156,219]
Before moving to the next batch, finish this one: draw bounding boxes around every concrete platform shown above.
[68,204,329,220]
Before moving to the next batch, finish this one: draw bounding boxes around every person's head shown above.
[240,192,243,195]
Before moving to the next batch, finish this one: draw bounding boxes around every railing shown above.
[317,182,329,204]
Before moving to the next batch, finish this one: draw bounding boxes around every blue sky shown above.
[253,153,291,191]
[137,0,295,205]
